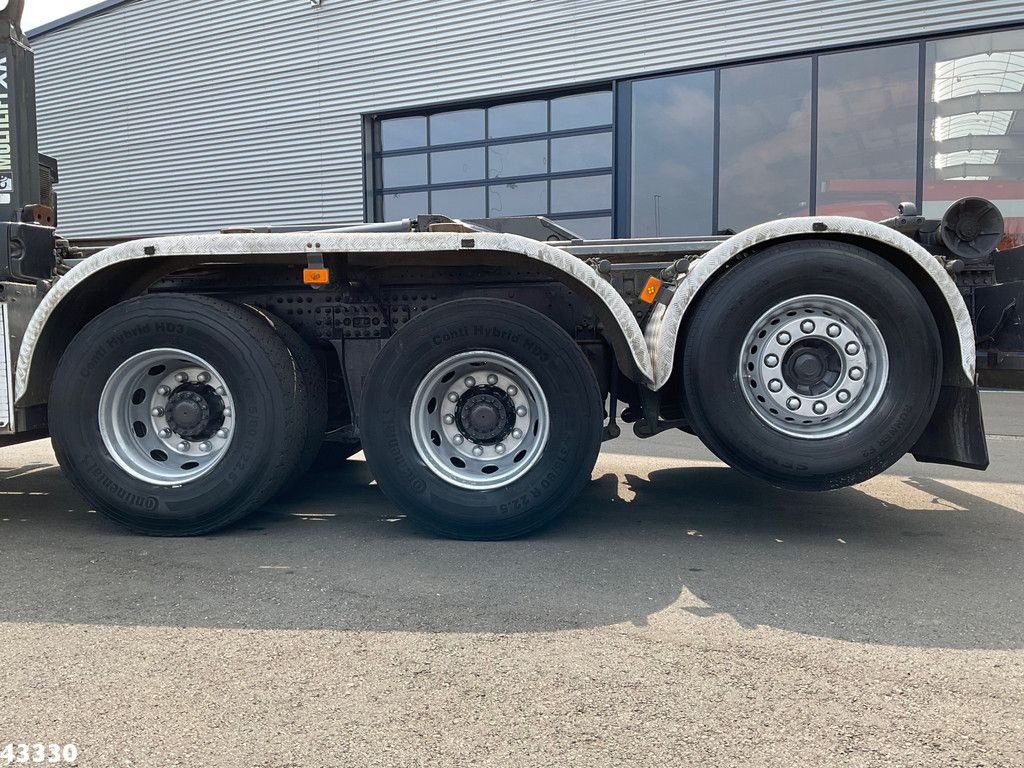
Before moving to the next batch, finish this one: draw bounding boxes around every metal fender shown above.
[645,216,976,391]
[15,231,655,403]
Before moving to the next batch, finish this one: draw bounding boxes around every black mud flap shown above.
[911,384,989,470]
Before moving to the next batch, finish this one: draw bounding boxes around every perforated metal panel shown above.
[0,303,13,430]
[29,0,1024,237]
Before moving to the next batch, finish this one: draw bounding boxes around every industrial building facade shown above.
[30,1,1024,245]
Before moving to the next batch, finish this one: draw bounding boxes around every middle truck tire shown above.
[360,299,604,539]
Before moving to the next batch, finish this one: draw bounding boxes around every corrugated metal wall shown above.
[31,0,1024,237]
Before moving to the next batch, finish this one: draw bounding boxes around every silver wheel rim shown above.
[410,350,550,490]
[98,348,236,485]
[739,295,889,439]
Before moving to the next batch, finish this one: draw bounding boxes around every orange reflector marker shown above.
[640,275,663,304]
[303,268,330,285]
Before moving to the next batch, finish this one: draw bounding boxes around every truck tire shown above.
[49,294,307,535]
[360,298,603,540]
[681,239,942,490]
[245,306,329,491]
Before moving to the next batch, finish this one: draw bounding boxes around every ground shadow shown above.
[0,451,1021,650]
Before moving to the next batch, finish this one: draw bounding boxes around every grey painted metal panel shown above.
[31,0,1024,237]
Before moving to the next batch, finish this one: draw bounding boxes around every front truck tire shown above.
[360,299,603,540]
[50,294,308,535]
[682,239,943,490]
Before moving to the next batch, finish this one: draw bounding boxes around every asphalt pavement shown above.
[0,391,1021,767]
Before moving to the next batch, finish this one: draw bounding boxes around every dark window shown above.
[382,154,427,188]
[431,147,485,184]
[817,44,919,219]
[924,29,1024,248]
[551,133,613,173]
[380,116,426,150]
[551,91,613,130]
[630,71,715,236]
[551,175,612,213]
[429,109,485,145]
[488,141,548,179]
[488,101,548,138]
[374,90,612,227]
[430,186,487,219]
[382,190,428,220]
[489,181,547,216]
[719,58,812,231]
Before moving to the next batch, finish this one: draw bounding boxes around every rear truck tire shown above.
[49,294,308,535]
[681,239,943,491]
[360,298,603,540]
[245,306,329,491]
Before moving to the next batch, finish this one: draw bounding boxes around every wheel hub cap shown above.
[165,386,225,439]
[783,339,841,396]
[456,387,515,444]
[740,295,889,439]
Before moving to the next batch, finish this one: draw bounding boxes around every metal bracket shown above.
[603,350,621,441]
[304,243,330,289]
[306,244,325,271]
[651,283,675,306]
[632,386,689,438]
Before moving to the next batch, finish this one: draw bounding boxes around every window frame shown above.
[370,86,615,230]
[365,22,1024,239]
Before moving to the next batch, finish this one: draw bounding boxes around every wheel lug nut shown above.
[157,385,171,396]
[222,407,232,418]
[507,385,518,397]
[471,445,484,457]
[512,428,523,440]
[199,442,213,453]
[464,376,476,388]
[812,401,827,415]
[800,320,815,334]
[158,428,172,439]
[175,372,189,383]
[495,443,506,455]
[786,397,801,411]
[768,379,783,393]
[176,441,191,452]
[443,414,455,425]
[837,390,851,403]
[151,407,165,417]
[216,428,229,439]
[827,324,842,338]
[487,374,498,386]
[197,372,211,383]
[764,354,779,368]
[453,434,465,445]
[217,387,227,397]
[777,331,791,345]
[448,392,459,403]
[849,367,864,381]
[515,405,527,417]
[845,341,860,355]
